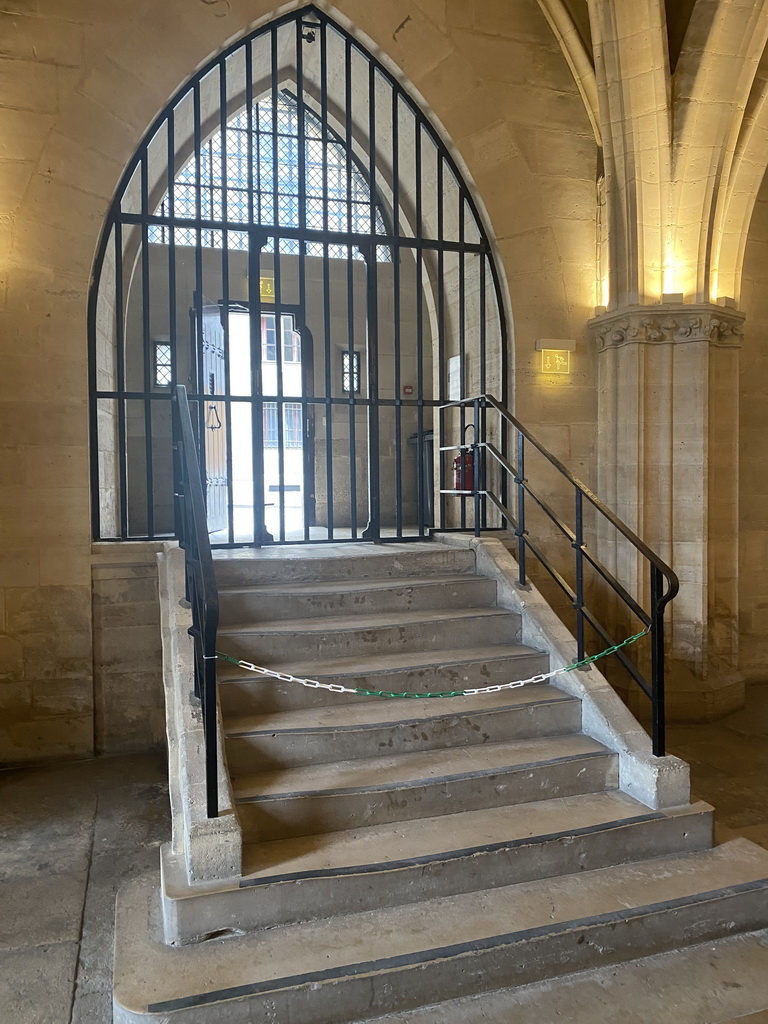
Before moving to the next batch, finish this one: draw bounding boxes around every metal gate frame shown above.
[88,3,509,546]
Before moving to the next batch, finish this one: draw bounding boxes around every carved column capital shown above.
[588,304,745,352]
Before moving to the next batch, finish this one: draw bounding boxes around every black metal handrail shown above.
[438,394,679,756]
[172,384,220,817]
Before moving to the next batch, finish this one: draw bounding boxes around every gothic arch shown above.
[88,3,509,545]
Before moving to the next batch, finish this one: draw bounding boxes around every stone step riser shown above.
[213,548,476,587]
[236,752,618,842]
[218,576,498,626]
[139,880,768,1024]
[225,698,582,773]
[218,653,550,716]
[218,611,522,664]
[161,806,713,944]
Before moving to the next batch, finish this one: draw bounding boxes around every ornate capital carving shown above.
[589,304,745,352]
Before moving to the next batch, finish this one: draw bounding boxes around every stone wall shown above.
[0,0,598,762]
[738,171,768,685]
[92,544,166,754]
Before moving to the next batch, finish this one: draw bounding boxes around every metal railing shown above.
[172,384,220,817]
[438,394,679,756]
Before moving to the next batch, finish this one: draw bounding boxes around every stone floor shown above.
[1,686,766,1024]
[0,752,170,1024]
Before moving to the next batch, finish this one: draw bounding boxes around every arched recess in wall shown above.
[88,3,508,546]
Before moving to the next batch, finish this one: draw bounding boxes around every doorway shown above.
[208,306,314,543]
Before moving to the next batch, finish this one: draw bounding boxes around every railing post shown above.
[650,563,666,757]
[515,430,526,586]
[473,397,481,538]
[574,489,585,662]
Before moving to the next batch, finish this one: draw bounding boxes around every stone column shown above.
[589,304,744,720]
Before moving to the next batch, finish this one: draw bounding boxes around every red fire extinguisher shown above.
[453,425,476,492]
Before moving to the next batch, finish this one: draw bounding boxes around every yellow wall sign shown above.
[260,277,275,302]
[541,349,570,374]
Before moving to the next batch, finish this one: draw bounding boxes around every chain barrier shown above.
[215,627,649,700]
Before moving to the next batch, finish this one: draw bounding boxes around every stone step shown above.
[217,607,521,663]
[213,542,476,587]
[232,733,617,841]
[159,793,713,944]
[355,926,768,1024]
[218,573,497,626]
[114,839,768,1024]
[223,684,580,772]
[218,643,549,715]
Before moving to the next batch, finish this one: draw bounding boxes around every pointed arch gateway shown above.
[89,4,508,545]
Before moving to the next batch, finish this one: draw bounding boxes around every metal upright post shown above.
[651,564,666,757]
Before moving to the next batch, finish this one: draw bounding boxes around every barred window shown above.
[154,343,172,387]
[342,350,360,394]
[149,90,390,262]
[263,402,303,449]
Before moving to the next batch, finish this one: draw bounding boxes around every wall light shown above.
[535,339,576,376]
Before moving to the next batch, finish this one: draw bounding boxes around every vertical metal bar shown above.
[140,150,155,538]
[114,220,128,538]
[167,108,178,423]
[458,190,466,534]
[320,23,334,539]
[392,88,403,538]
[651,564,666,757]
[296,18,311,540]
[473,397,481,538]
[274,278,286,546]
[345,34,358,540]
[516,430,526,586]
[479,255,487,528]
[218,59,234,546]
[362,244,380,542]
[204,648,218,818]
[192,75,207,520]
[246,39,255,227]
[414,118,425,537]
[574,489,585,662]
[249,238,266,546]
[437,160,446,531]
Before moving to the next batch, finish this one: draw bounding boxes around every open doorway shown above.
[211,307,313,543]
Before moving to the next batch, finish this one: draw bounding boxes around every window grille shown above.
[155,343,172,387]
[342,350,360,394]
[148,90,390,262]
[263,402,303,448]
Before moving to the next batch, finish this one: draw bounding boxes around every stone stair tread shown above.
[218,572,485,596]
[224,683,575,737]
[232,789,692,885]
[218,605,516,636]
[355,927,768,1024]
[217,642,543,681]
[212,541,458,563]
[232,733,610,801]
[115,840,768,1016]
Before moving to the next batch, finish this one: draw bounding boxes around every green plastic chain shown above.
[215,627,649,700]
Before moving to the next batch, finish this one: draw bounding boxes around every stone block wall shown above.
[92,544,166,754]
[739,174,768,685]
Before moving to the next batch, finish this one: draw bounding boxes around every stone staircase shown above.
[113,540,768,1023]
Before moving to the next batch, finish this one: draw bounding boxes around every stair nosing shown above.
[224,688,577,738]
[234,747,613,804]
[218,606,518,636]
[217,643,547,683]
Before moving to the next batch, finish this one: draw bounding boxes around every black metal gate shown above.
[88,4,508,545]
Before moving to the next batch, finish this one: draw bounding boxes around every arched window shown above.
[148,89,390,260]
